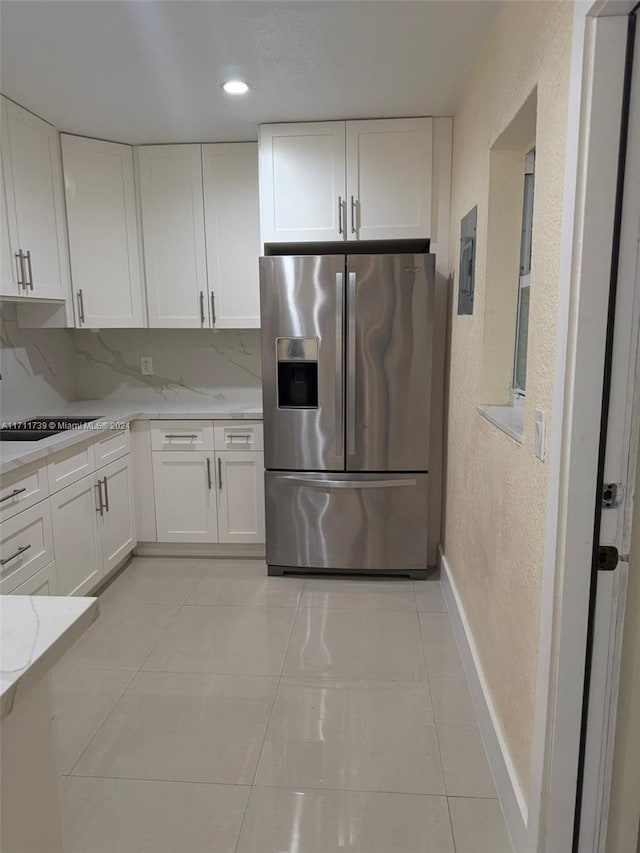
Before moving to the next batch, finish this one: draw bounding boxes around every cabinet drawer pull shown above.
[1,544,31,566]
[218,457,223,490]
[0,487,28,504]
[25,250,34,290]
[227,433,251,441]
[206,457,212,490]
[163,433,199,439]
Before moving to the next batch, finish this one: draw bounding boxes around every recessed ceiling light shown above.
[222,80,249,95]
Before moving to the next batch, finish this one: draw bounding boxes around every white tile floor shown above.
[53,557,512,853]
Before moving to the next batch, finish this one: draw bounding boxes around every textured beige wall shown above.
[444,0,573,794]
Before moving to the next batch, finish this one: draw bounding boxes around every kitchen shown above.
[2,2,640,852]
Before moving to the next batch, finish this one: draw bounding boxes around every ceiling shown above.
[0,1,502,144]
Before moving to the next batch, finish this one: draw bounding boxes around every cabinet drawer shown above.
[47,440,96,494]
[11,560,58,595]
[0,461,49,523]
[214,421,263,452]
[94,428,130,468]
[0,501,54,594]
[151,421,214,451]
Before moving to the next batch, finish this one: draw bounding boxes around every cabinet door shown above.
[259,122,346,244]
[96,456,136,575]
[137,144,208,328]
[50,474,102,595]
[346,118,432,241]
[1,98,70,299]
[62,135,144,327]
[152,451,218,543]
[1,157,18,296]
[215,451,265,544]
[203,143,261,328]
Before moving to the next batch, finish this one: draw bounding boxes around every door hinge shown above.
[602,482,624,509]
[597,545,619,572]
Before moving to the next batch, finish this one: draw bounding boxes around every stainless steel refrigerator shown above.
[260,251,435,579]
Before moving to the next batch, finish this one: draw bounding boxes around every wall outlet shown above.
[140,356,154,376]
[534,409,545,460]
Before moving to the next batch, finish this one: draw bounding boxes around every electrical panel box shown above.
[458,206,477,316]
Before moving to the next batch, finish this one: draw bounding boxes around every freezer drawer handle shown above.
[278,476,417,490]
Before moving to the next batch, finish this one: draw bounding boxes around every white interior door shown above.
[202,142,261,328]
[50,474,102,595]
[152,451,218,543]
[1,97,69,299]
[215,451,265,544]
[62,135,144,327]
[578,20,640,852]
[137,144,208,327]
[346,118,432,241]
[259,122,346,244]
[96,456,136,575]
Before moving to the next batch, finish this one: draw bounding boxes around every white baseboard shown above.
[439,547,527,852]
[134,542,265,559]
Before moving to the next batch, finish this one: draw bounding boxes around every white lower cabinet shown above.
[96,456,136,575]
[12,561,58,595]
[152,451,218,543]
[51,455,136,595]
[215,451,265,544]
[50,474,102,595]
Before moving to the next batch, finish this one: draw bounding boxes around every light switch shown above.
[534,409,545,460]
[140,356,154,376]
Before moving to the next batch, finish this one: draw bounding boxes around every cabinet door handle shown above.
[95,481,104,515]
[1,544,31,566]
[15,251,26,290]
[199,291,205,326]
[211,292,216,325]
[77,289,85,324]
[25,250,34,290]
[338,196,344,234]
[0,487,27,503]
[227,433,251,441]
[102,476,110,513]
[218,457,223,490]
[206,457,212,490]
[350,196,358,235]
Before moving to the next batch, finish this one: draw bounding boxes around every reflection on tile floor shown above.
[54,556,512,852]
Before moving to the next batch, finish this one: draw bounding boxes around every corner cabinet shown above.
[0,97,71,300]
[259,117,433,244]
[61,134,144,328]
[202,143,261,328]
[215,451,265,543]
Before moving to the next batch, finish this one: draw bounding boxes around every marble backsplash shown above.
[72,328,262,407]
[0,304,77,421]
[0,304,263,420]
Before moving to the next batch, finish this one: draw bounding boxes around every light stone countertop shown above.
[0,397,263,475]
[0,595,99,720]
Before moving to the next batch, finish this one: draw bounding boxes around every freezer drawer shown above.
[265,471,428,577]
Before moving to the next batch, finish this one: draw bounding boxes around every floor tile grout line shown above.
[417,600,450,798]
[446,795,459,853]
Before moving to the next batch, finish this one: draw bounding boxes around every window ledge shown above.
[477,403,524,441]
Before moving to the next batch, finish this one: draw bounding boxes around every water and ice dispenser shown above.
[276,337,318,408]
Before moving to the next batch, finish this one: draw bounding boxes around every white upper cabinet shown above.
[1,162,16,297]
[203,143,261,328]
[137,144,208,328]
[345,118,433,241]
[62,135,144,327]
[258,117,433,244]
[1,97,70,299]
[259,122,346,244]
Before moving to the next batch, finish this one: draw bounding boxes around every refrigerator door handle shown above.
[278,476,417,490]
[347,271,357,455]
[335,272,344,457]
